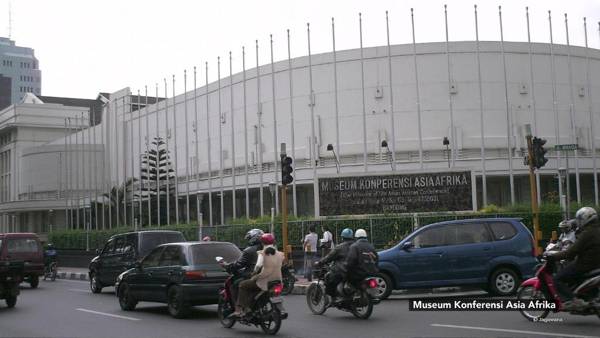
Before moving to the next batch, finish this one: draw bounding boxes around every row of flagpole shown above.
[57,7,600,230]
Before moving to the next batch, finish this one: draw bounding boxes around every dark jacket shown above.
[346,239,378,279]
[230,244,261,277]
[320,240,354,273]
[554,222,600,273]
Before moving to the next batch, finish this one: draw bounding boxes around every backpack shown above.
[356,248,378,276]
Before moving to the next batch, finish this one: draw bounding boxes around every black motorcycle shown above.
[306,263,379,319]
[216,257,288,335]
[0,260,24,308]
[281,263,297,295]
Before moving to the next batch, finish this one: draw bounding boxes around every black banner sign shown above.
[317,171,473,216]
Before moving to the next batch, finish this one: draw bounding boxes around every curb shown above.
[57,271,89,281]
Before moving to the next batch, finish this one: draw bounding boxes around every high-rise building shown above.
[0,37,41,110]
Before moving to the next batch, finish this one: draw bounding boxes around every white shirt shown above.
[303,232,318,253]
[320,230,333,245]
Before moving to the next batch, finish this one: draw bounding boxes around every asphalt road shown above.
[0,279,598,338]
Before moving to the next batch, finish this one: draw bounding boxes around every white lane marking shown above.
[76,308,141,321]
[68,288,90,293]
[431,324,599,338]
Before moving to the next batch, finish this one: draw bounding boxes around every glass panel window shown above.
[453,223,492,245]
[412,226,454,248]
[142,247,164,268]
[489,222,517,241]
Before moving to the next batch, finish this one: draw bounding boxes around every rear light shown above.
[184,271,205,280]
[272,283,283,296]
[367,278,378,289]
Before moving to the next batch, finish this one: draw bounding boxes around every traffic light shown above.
[531,137,548,169]
[281,156,294,185]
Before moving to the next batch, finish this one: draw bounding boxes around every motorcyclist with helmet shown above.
[556,219,577,251]
[315,228,355,297]
[44,244,58,269]
[345,229,379,285]
[551,207,600,311]
[224,229,264,306]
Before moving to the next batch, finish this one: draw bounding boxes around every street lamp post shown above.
[326,144,340,173]
[443,137,450,168]
[268,182,276,234]
[196,192,204,240]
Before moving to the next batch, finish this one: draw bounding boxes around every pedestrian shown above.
[303,225,318,281]
[320,225,334,257]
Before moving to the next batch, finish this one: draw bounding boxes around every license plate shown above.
[271,296,283,303]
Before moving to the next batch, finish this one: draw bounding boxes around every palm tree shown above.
[137,137,175,224]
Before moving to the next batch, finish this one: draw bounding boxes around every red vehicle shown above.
[0,233,44,288]
[517,256,600,321]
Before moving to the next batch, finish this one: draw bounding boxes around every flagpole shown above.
[229,52,237,219]
[92,108,100,229]
[499,6,515,205]
[164,79,171,226]
[205,62,214,226]
[411,8,424,169]
[549,11,563,203]
[155,84,161,226]
[145,86,151,225]
[287,29,297,216]
[75,114,81,229]
[269,34,280,212]
[584,18,598,205]
[474,5,487,206]
[136,90,143,227]
[256,40,264,217]
[103,101,109,229]
[184,70,191,225]
[444,5,456,167]
[359,13,368,172]
[217,57,225,225]
[114,98,120,227]
[87,110,94,230]
[65,118,70,229]
[130,93,136,227]
[172,75,180,225]
[81,112,87,230]
[385,11,397,171]
[193,67,200,224]
[331,19,340,168]
[122,96,128,226]
[565,13,581,203]
[307,22,318,216]
[526,7,541,205]
[243,47,250,219]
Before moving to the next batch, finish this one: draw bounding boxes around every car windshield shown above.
[189,243,241,265]
[7,238,40,253]
[139,232,185,257]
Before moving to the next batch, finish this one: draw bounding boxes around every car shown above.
[115,241,241,318]
[375,218,538,299]
[0,233,44,288]
[88,230,186,293]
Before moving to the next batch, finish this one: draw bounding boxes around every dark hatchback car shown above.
[376,218,537,299]
[89,230,185,293]
[115,241,241,318]
[0,233,44,288]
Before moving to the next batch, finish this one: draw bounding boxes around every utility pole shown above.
[525,124,547,256]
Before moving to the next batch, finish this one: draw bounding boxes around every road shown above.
[0,279,598,338]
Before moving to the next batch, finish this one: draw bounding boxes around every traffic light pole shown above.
[281,184,290,261]
[526,135,542,256]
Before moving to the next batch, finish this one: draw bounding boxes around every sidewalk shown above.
[56,267,89,281]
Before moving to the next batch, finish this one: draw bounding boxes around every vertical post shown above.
[104,102,110,229]
[526,129,542,255]
[564,13,581,204]
[114,99,120,227]
[287,30,298,216]
[411,8,424,169]
[123,97,128,226]
[155,83,161,227]
[194,68,200,224]
[217,57,225,225]
[584,18,598,206]
[184,70,191,225]
[256,40,265,218]
[270,35,280,213]
[75,114,80,228]
[282,184,289,260]
[566,154,571,218]
[137,90,143,227]
[475,5,487,206]
[526,7,541,205]
[205,62,214,226]
[64,118,69,229]
[499,6,515,205]
[549,11,563,204]
[145,86,151,226]
[307,23,318,218]
[229,52,237,219]
[164,79,171,225]
[243,47,250,219]
[444,5,456,167]
[332,19,340,167]
[385,11,396,171]
[172,75,180,225]
[130,94,136,227]
[359,13,368,172]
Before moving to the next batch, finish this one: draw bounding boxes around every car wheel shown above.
[5,295,17,308]
[167,286,190,319]
[374,272,393,300]
[29,276,39,289]
[90,272,103,294]
[489,268,519,296]
[118,283,137,311]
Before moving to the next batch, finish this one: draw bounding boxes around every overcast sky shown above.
[1,0,599,99]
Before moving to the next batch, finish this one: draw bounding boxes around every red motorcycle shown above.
[216,257,288,335]
[517,255,600,321]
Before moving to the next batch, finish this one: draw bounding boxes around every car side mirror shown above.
[401,242,413,251]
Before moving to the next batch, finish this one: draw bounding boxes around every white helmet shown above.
[355,228,368,239]
[575,207,598,228]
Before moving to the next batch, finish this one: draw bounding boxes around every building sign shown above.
[317,170,475,216]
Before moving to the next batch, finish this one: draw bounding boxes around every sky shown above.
[1,0,599,99]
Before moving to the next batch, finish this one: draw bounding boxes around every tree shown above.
[137,137,175,224]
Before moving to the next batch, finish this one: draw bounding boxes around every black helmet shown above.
[245,228,264,246]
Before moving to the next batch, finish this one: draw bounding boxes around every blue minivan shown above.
[375,218,537,299]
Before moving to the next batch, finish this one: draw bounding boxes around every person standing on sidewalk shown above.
[303,225,318,281]
[320,225,334,257]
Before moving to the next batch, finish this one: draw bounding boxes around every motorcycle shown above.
[0,260,24,308]
[281,263,297,295]
[43,261,58,281]
[215,256,288,335]
[517,255,600,321]
[306,263,379,319]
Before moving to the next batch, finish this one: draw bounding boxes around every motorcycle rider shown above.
[44,243,58,272]
[315,228,355,298]
[551,207,600,311]
[225,229,264,305]
[556,219,577,251]
[345,229,379,285]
